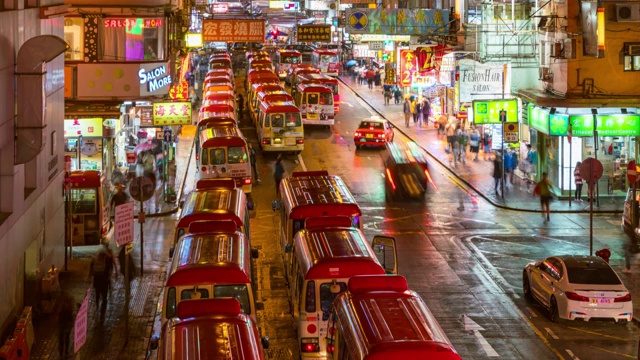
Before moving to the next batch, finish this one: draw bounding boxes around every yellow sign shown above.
[350,34,411,42]
[185,33,203,48]
[64,118,103,138]
[153,102,192,126]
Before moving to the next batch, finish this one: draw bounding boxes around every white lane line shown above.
[525,307,538,318]
[565,349,580,359]
[544,327,559,340]
[341,101,354,108]
[297,153,307,171]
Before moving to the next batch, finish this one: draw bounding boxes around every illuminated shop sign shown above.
[570,114,640,136]
[138,66,172,92]
[472,99,518,124]
[104,18,163,28]
[153,102,192,126]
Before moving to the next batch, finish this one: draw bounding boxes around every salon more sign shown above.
[458,60,511,103]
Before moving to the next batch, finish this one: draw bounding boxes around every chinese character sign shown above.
[153,102,192,126]
[297,25,332,43]
[114,202,134,247]
[168,80,189,100]
[345,9,449,35]
[399,50,416,87]
[203,20,265,42]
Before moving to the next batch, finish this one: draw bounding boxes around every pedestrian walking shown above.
[534,172,553,222]
[411,98,421,125]
[437,114,447,136]
[574,161,583,202]
[445,121,456,152]
[403,97,411,127]
[504,148,517,186]
[458,127,468,164]
[367,69,375,89]
[483,133,492,160]
[469,127,480,161]
[110,184,130,210]
[493,152,503,196]
[56,288,74,358]
[89,247,114,320]
[248,143,260,183]
[274,156,285,195]
[393,86,401,105]
[383,84,392,105]
[421,98,431,127]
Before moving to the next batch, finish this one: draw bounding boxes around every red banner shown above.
[415,45,448,73]
[202,20,265,42]
[399,50,416,87]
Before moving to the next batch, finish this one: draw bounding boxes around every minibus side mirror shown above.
[149,334,159,350]
[371,236,398,275]
[261,336,270,350]
[284,244,292,253]
[251,248,259,259]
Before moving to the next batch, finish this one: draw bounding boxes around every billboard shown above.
[458,59,510,103]
[345,9,449,35]
[202,20,265,42]
[297,25,332,42]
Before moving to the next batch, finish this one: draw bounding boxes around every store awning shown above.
[65,101,123,116]
[515,88,640,108]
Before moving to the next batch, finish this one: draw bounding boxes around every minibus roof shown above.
[333,275,461,359]
[178,188,247,229]
[162,300,265,360]
[277,49,301,57]
[259,100,300,113]
[281,173,360,219]
[296,83,333,93]
[167,231,251,286]
[200,126,247,148]
[294,227,384,280]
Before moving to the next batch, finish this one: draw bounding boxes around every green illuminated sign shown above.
[549,114,569,136]
[569,114,640,136]
[529,106,549,134]
[473,99,518,124]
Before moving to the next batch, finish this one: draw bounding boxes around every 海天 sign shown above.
[472,99,518,124]
[153,102,192,126]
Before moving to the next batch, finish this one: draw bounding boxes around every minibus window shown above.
[201,149,209,165]
[271,114,284,127]
[209,148,226,165]
[352,216,360,229]
[320,282,347,319]
[307,93,319,105]
[228,146,248,164]
[181,288,210,301]
[215,285,251,315]
[285,113,302,127]
[71,189,97,214]
[305,281,316,313]
[320,93,333,105]
[165,287,177,318]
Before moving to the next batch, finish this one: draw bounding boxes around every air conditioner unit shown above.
[551,42,564,58]
[615,4,640,22]
[564,38,577,59]
[539,67,553,82]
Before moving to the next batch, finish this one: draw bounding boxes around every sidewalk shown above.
[339,76,623,214]
[29,124,198,360]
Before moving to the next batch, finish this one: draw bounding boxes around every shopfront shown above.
[526,103,639,197]
[63,115,122,173]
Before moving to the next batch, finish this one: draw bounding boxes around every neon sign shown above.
[104,18,163,28]
[138,66,172,92]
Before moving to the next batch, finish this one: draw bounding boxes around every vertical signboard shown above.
[74,289,90,353]
[398,50,416,87]
[115,202,134,247]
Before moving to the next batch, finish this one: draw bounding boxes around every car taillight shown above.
[565,291,589,302]
[385,168,396,191]
[243,177,252,185]
[301,338,320,353]
[262,138,270,145]
[201,166,207,172]
[614,294,632,302]
[327,344,335,353]
[296,137,304,144]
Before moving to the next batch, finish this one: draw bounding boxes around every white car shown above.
[523,255,632,323]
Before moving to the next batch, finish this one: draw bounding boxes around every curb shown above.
[339,78,622,215]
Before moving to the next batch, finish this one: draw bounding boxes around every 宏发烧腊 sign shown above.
[202,20,265,42]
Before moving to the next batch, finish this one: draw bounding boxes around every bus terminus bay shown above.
[285,216,397,359]
[311,49,339,77]
[326,275,462,360]
[197,125,252,193]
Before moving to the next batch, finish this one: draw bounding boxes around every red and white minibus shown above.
[286,217,397,359]
[201,93,236,108]
[205,67,233,81]
[311,49,339,77]
[326,275,462,360]
[273,171,361,253]
[172,180,251,256]
[256,100,304,153]
[290,67,320,89]
[294,83,335,126]
[275,49,302,79]
[156,298,268,360]
[198,125,251,193]
[252,89,293,124]
[163,221,257,323]
[296,73,340,114]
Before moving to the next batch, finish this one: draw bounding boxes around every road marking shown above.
[567,326,630,341]
[588,345,636,358]
[525,307,538,318]
[565,349,579,359]
[463,315,500,357]
[297,153,307,171]
[544,327,559,340]
[341,101,354,108]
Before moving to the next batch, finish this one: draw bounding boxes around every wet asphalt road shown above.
[241,81,639,359]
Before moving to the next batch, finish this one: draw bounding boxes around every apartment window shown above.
[98,18,165,61]
[64,18,85,61]
[623,43,640,71]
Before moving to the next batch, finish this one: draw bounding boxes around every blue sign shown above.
[164,130,172,143]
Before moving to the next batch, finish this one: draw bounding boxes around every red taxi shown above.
[354,116,394,148]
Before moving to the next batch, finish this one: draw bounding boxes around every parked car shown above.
[523,255,632,323]
[354,116,394,149]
